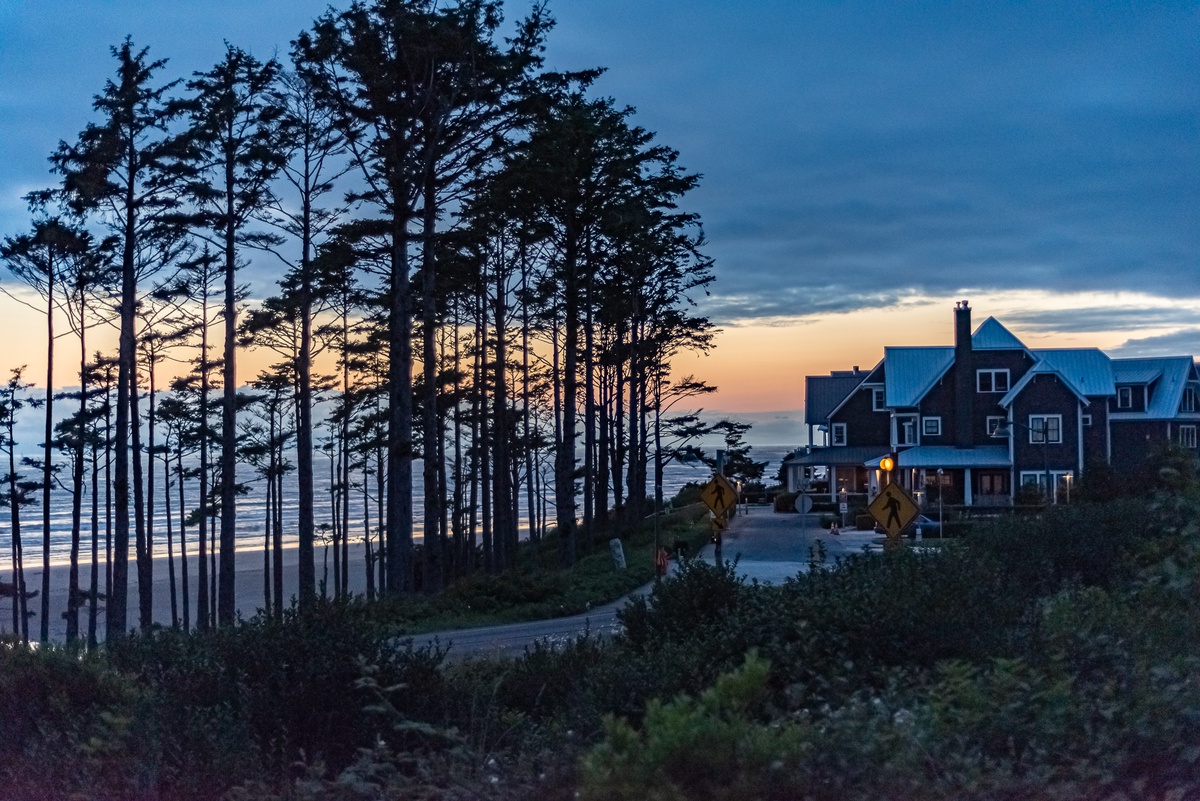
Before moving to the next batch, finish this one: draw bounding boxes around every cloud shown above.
[1111,329,1200,359]
[1005,306,1200,335]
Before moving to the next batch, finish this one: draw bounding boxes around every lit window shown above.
[923,417,941,437]
[832,423,847,446]
[1028,414,1062,444]
[1117,386,1133,409]
[1181,425,1197,449]
[977,369,1010,393]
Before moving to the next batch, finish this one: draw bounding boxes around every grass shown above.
[382,503,712,634]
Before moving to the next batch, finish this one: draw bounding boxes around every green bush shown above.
[0,644,145,801]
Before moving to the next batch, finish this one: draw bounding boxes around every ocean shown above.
[3,445,794,568]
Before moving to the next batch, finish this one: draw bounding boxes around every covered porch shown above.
[865,445,1012,508]
[785,446,888,504]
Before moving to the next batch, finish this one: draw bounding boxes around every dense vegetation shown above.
[2,487,1197,799]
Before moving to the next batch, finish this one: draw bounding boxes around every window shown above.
[1082,414,1092,427]
[832,423,847,446]
[1117,386,1133,409]
[977,369,1010,393]
[987,416,1006,436]
[1183,387,1198,413]
[923,416,941,436]
[1020,470,1073,503]
[979,473,1007,496]
[1181,425,1197,449]
[1028,414,1062,444]
[897,416,916,446]
[872,388,886,411]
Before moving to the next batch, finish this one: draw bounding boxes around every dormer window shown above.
[832,423,847,446]
[977,369,1010,393]
[1182,387,1197,413]
[1117,386,1133,409]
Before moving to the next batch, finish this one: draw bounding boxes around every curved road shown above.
[411,505,880,661]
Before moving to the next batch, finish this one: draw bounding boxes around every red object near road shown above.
[655,547,670,577]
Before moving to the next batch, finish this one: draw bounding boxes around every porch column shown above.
[829,465,837,503]
[963,467,973,506]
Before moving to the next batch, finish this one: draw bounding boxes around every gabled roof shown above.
[1000,361,1093,409]
[1000,348,1115,408]
[883,347,954,408]
[1033,349,1116,397]
[1112,364,1163,385]
[805,373,865,425]
[972,317,1028,351]
[1111,356,1196,419]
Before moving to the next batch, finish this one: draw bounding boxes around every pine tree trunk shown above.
[163,431,177,628]
[421,184,443,591]
[66,299,86,644]
[296,186,317,609]
[41,257,54,643]
[386,220,414,594]
[197,313,210,631]
[178,446,190,631]
[219,160,238,626]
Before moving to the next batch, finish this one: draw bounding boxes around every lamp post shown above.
[936,467,944,535]
[992,420,1053,504]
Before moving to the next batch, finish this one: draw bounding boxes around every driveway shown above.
[412,504,879,661]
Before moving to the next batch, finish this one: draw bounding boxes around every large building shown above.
[787,301,1200,507]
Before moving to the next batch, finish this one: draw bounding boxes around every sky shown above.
[0,1,1197,445]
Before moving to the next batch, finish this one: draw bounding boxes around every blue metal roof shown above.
[1112,357,1196,419]
[805,373,865,425]
[790,445,890,467]
[1112,363,1163,385]
[884,347,954,407]
[972,317,1028,351]
[1032,349,1115,396]
[865,445,1011,469]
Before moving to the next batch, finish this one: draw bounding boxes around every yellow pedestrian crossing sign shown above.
[700,474,737,517]
[868,482,919,538]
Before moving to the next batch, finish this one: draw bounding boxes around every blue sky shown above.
[0,1,1198,399]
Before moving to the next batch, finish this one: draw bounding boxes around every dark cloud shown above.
[544,2,1199,324]
[1,1,1196,331]
[1006,306,1200,335]
[1112,329,1200,359]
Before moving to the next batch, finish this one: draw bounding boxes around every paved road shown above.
[412,505,881,661]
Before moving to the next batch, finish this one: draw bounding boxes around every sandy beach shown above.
[2,542,374,643]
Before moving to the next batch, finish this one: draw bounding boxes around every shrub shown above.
[773,492,797,512]
[0,643,187,800]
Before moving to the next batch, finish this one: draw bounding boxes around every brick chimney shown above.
[954,300,973,448]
